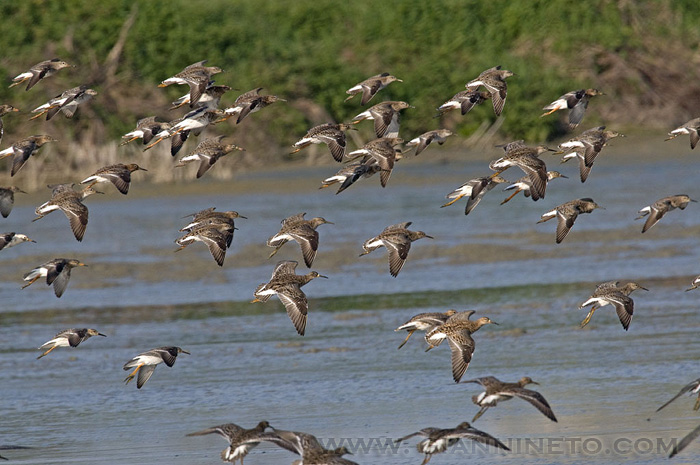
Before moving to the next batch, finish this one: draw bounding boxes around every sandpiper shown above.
[252,260,327,336]
[0,134,56,177]
[180,207,245,232]
[405,129,454,156]
[347,137,403,187]
[145,107,224,156]
[267,213,332,268]
[171,83,232,110]
[395,421,509,465]
[351,101,413,138]
[0,104,20,144]
[175,223,233,267]
[33,184,102,242]
[687,275,700,292]
[669,423,700,458]
[501,171,567,205]
[666,117,700,150]
[466,66,514,116]
[656,378,700,412]
[123,346,189,389]
[395,309,457,349]
[22,258,87,298]
[291,123,355,162]
[437,90,490,117]
[221,88,286,124]
[318,159,381,194]
[0,232,35,251]
[81,163,147,195]
[360,222,432,277]
[442,175,508,215]
[29,85,97,121]
[186,421,273,464]
[424,311,498,382]
[541,88,604,129]
[636,194,696,233]
[175,135,245,178]
[345,73,402,105]
[158,60,223,107]
[262,429,358,465]
[489,144,552,201]
[9,59,73,91]
[462,376,557,422]
[538,198,602,244]
[0,186,26,218]
[557,126,624,182]
[37,328,106,359]
[120,116,172,146]
[578,281,647,330]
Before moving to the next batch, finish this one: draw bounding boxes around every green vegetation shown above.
[0,0,698,179]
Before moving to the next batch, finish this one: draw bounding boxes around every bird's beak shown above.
[181,349,191,355]
[238,215,248,219]
[690,199,698,203]
[425,235,435,239]
[79,263,88,267]
[140,167,149,171]
[560,174,569,179]
[396,79,404,82]
[491,321,499,325]
[318,275,328,279]
[98,333,107,337]
[640,286,649,291]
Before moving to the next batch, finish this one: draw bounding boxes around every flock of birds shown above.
[1,57,700,464]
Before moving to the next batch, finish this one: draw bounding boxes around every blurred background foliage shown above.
[0,0,698,185]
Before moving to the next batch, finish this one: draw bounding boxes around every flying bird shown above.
[22,258,87,298]
[252,260,327,336]
[9,58,73,91]
[541,88,604,129]
[123,346,189,389]
[360,222,432,277]
[537,198,602,243]
[395,421,509,465]
[462,376,557,422]
[344,72,402,105]
[37,328,106,359]
[636,194,696,233]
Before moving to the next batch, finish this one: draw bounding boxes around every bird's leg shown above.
[472,406,489,422]
[500,188,522,205]
[397,330,415,350]
[119,137,139,146]
[37,345,58,359]
[124,364,144,384]
[540,108,559,117]
[144,137,165,151]
[21,276,40,289]
[421,453,432,465]
[250,297,262,303]
[29,110,49,121]
[489,170,504,179]
[441,195,464,208]
[664,134,679,142]
[268,246,283,259]
[694,395,700,411]
[580,306,598,328]
[174,245,187,252]
[424,344,436,353]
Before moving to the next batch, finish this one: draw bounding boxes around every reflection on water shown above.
[1,151,699,464]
